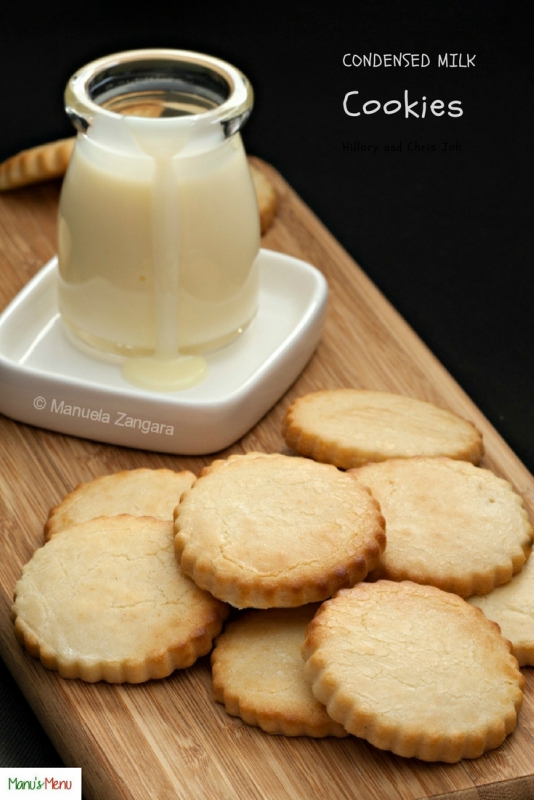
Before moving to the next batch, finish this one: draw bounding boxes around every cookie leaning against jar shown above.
[0,138,278,235]
[282,389,484,469]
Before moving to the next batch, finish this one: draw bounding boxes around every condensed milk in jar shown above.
[58,49,260,390]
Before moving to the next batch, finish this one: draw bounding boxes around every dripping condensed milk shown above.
[58,49,260,391]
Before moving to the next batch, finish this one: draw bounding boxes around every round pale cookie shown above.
[350,457,533,597]
[302,580,524,762]
[282,389,484,469]
[174,452,386,609]
[0,137,75,191]
[12,515,229,683]
[44,468,196,540]
[469,552,534,666]
[249,162,277,235]
[211,605,348,737]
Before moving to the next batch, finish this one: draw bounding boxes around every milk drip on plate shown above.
[58,49,260,391]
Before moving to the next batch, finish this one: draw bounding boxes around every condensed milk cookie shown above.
[211,605,348,737]
[249,162,277,235]
[282,389,484,469]
[174,452,386,609]
[469,552,534,666]
[302,580,524,762]
[44,468,195,540]
[350,457,533,597]
[0,138,75,191]
[12,515,228,683]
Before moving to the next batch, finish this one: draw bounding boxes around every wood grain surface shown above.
[0,159,533,800]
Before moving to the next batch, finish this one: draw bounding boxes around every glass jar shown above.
[57,49,260,377]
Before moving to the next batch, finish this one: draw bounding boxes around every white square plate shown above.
[0,249,328,454]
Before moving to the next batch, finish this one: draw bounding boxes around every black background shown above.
[0,0,532,771]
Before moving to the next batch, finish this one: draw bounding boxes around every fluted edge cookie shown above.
[174,452,386,608]
[350,457,533,597]
[12,515,229,683]
[249,162,278,235]
[302,581,524,762]
[0,138,75,191]
[282,389,484,469]
[44,468,196,540]
[469,552,534,666]
[211,605,348,737]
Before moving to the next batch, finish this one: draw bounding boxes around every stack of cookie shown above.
[11,389,533,764]
[209,390,530,761]
[13,469,230,683]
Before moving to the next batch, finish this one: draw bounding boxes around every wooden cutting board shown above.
[0,158,533,800]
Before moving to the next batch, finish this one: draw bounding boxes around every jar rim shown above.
[65,48,253,135]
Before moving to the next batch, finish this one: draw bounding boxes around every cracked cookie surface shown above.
[13,515,228,683]
[302,580,524,762]
[350,456,533,597]
[174,452,386,608]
